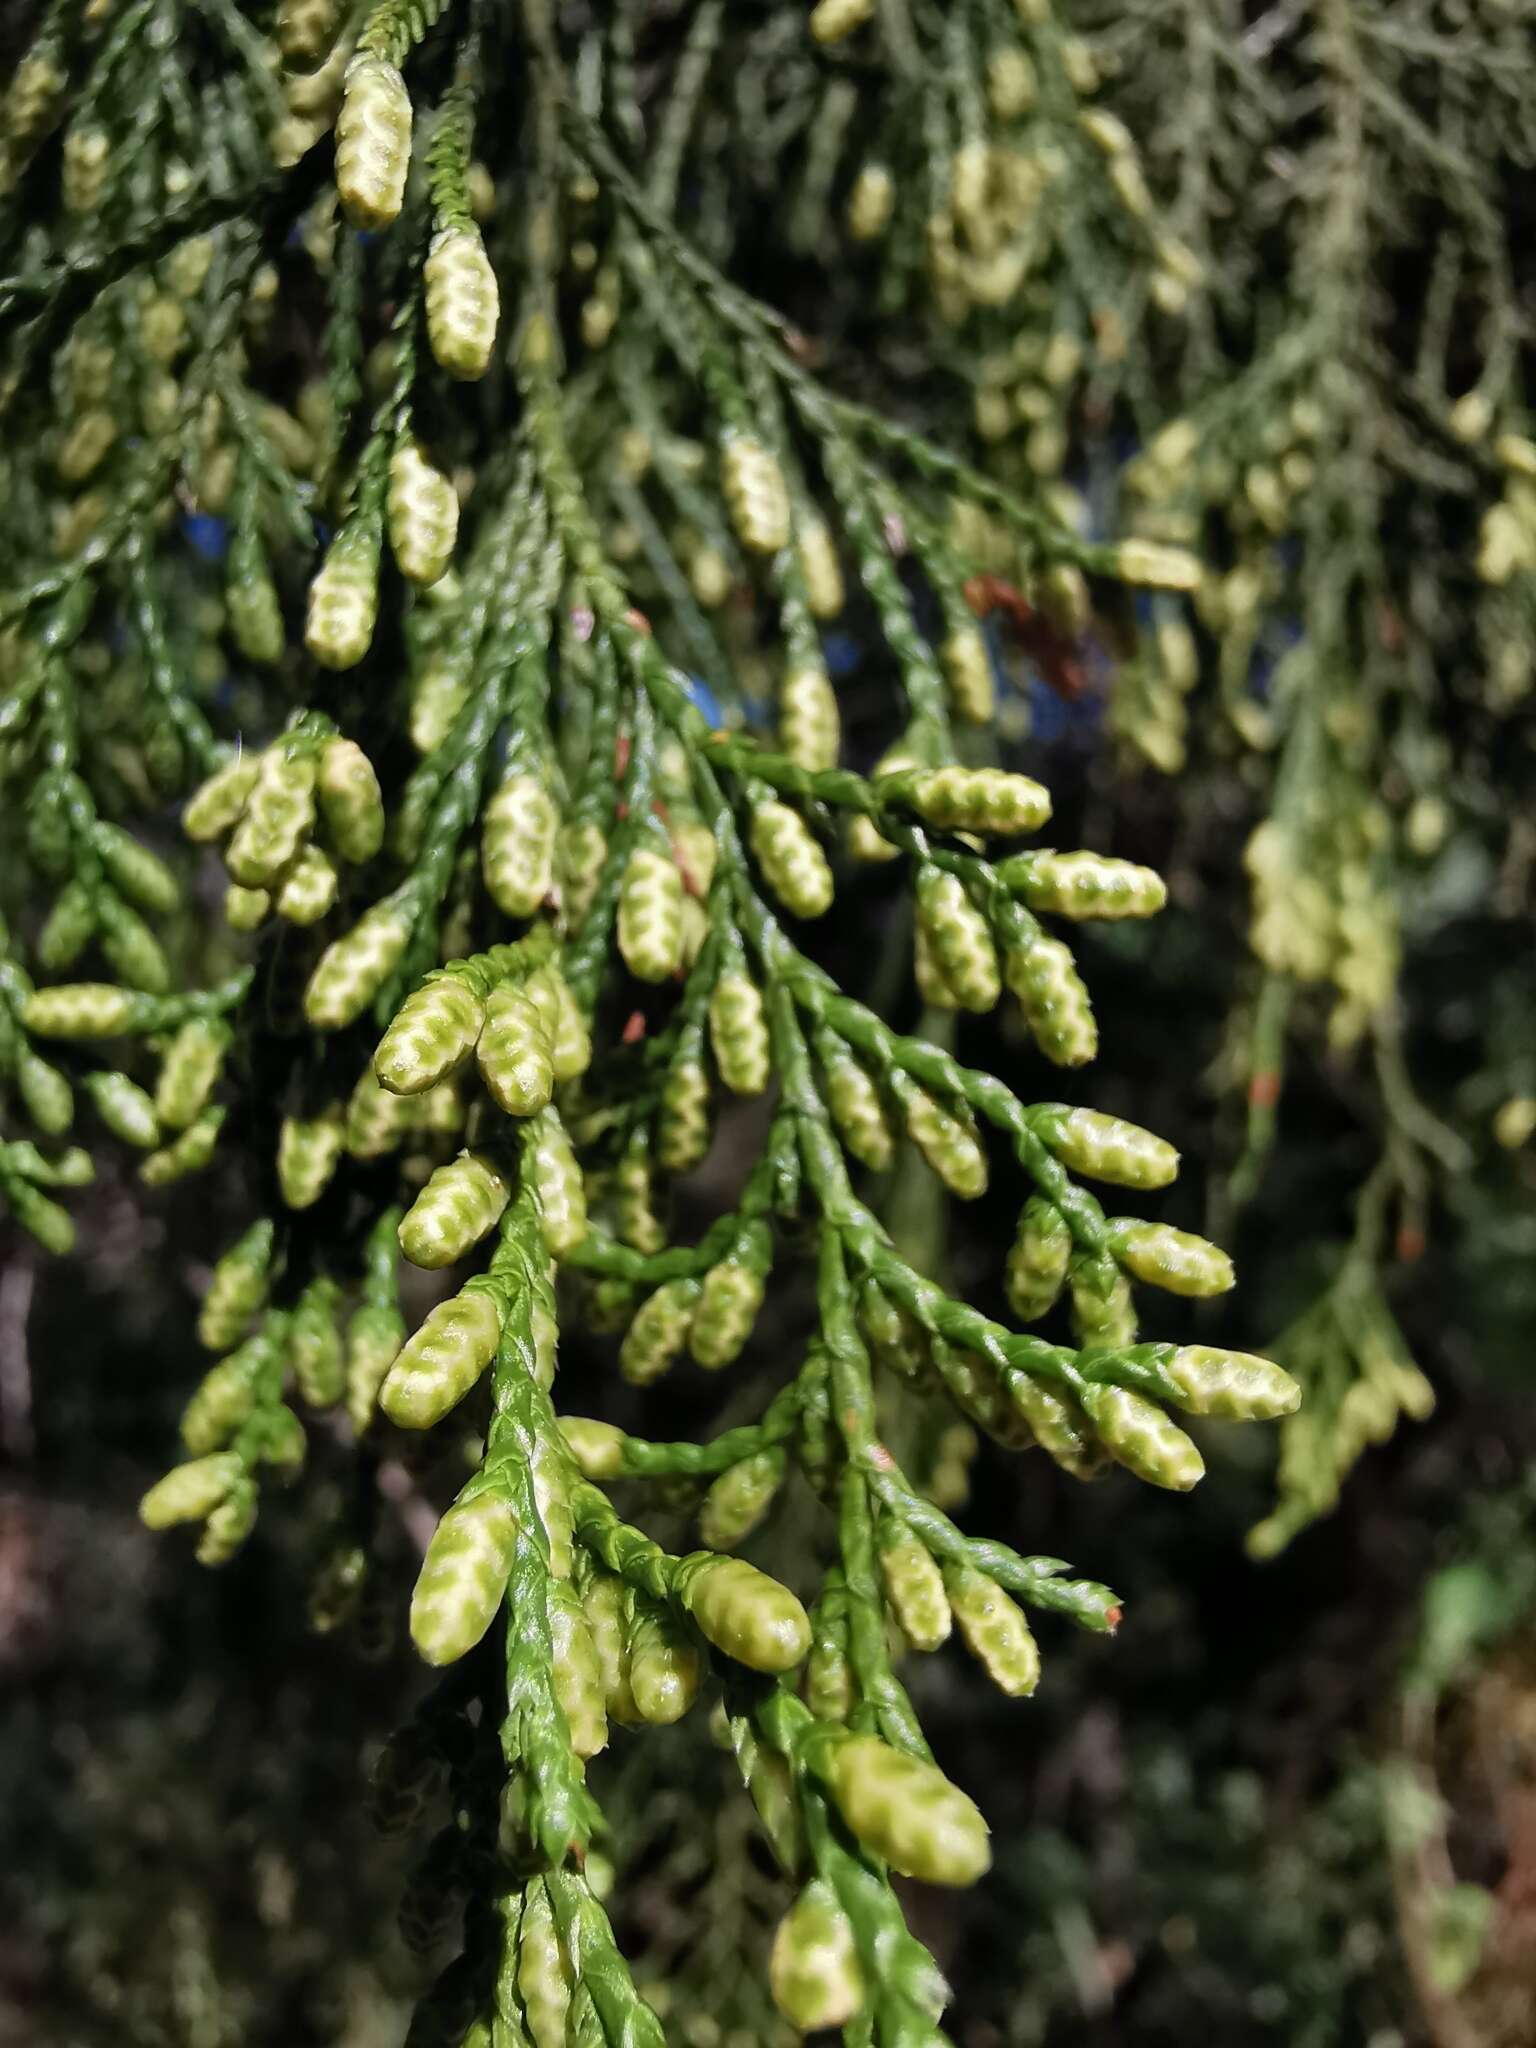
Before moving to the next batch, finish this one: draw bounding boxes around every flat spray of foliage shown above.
[0,0,1531,2042]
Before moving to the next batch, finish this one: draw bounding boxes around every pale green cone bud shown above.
[879,1530,952,1650]
[23,982,138,1040]
[945,1563,1040,1696]
[380,1287,502,1428]
[519,965,564,1066]
[305,524,380,669]
[277,0,340,70]
[481,770,561,917]
[225,883,270,930]
[83,1070,160,1149]
[376,975,485,1096]
[541,970,591,1082]
[823,1050,894,1171]
[1009,1374,1105,1480]
[304,898,414,1029]
[277,1102,345,1210]
[335,56,412,231]
[226,560,284,667]
[94,824,180,915]
[770,1882,865,2032]
[779,662,840,772]
[3,1143,91,1191]
[1114,539,1202,591]
[98,901,169,995]
[582,1572,639,1725]
[37,882,94,972]
[895,765,1051,837]
[408,659,469,755]
[526,1111,587,1255]
[410,1490,518,1665]
[1007,850,1166,920]
[916,868,1001,1012]
[1163,1346,1300,1421]
[904,1086,988,1198]
[689,1257,765,1369]
[699,1448,785,1550]
[821,1734,991,1886]
[709,972,770,1095]
[750,801,834,918]
[290,1276,345,1407]
[1004,935,1097,1066]
[1069,1258,1138,1349]
[688,543,733,607]
[345,1063,419,1158]
[1108,1220,1235,1298]
[198,1220,273,1350]
[656,1056,712,1170]
[810,0,875,43]
[155,1018,228,1131]
[547,1579,608,1758]
[1079,1382,1204,1490]
[797,517,845,617]
[140,1451,243,1529]
[806,1626,855,1721]
[346,1301,406,1432]
[912,899,953,1016]
[425,226,500,380]
[558,1415,627,1480]
[669,816,718,898]
[61,125,111,213]
[532,1277,561,1392]
[195,1479,258,1566]
[181,1341,263,1453]
[614,1149,665,1254]
[859,1278,928,1381]
[388,440,459,586]
[8,1182,75,1255]
[1005,1197,1071,1321]
[627,1596,703,1725]
[938,1343,1034,1449]
[317,737,385,863]
[476,984,554,1117]
[57,407,117,481]
[399,1150,510,1269]
[620,1277,700,1385]
[721,434,791,554]
[517,1879,573,2048]
[14,1048,73,1142]
[420,1081,466,1137]
[674,1553,812,1672]
[617,844,685,982]
[942,625,995,724]
[140,1105,225,1187]
[1039,1106,1179,1189]
[183,754,259,841]
[274,843,339,925]
[557,818,608,930]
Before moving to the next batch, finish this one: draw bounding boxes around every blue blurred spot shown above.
[741,697,775,731]
[823,632,861,678]
[181,514,228,562]
[684,675,724,728]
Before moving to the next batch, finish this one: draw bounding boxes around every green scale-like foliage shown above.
[7,0,1529,2040]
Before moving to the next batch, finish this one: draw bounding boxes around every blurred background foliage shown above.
[4,0,1536,2043]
